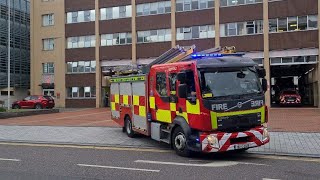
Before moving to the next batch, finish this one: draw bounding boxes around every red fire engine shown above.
[110,45,270,156]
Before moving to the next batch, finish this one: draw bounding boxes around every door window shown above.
[169,73,177,95]
[156,72,168,96]
[186,71,196,96]
[24,96,31,101]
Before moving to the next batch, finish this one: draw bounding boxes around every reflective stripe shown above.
[210,111,218,129]
[139,106,146,117]
[111,102,116,111]
[133,95,139,106]
[217,106,265,117]
[186,99,200,114]
[170,103,176,111]
[149,97,155,109]
[123,95,129,105]
[115,94,120,103]
[156,110,171,123]
[176,111,188,123]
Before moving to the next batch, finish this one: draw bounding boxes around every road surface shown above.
[0,143,319,180]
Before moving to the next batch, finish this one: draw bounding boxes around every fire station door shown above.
[131,81,148,131]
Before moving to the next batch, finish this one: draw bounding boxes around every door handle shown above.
[155,105,158,111]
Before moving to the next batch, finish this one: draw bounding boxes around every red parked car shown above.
[279,90,302,106]
[12,95,55,109]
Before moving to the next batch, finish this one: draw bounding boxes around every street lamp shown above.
[7,0,10,110]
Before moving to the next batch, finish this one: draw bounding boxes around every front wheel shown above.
[172,126,192,157]
[125,116,135,138]
[13,104,20,109]
[35,104,42,109]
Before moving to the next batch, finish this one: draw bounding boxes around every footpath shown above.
[0,108,319,158]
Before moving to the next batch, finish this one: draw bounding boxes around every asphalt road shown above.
[0,143,319,180]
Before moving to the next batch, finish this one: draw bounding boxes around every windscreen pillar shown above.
[263,0,271,107]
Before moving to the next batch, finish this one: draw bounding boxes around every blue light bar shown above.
[191,53,245,59]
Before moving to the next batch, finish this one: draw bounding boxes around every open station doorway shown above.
[270,55,318,108]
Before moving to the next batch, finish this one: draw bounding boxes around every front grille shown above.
[217,113,261,132]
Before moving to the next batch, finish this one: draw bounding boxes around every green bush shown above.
[0,107,6,112]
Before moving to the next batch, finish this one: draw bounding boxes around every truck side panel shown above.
[119,82,132,124]
[110,83,120,120]
[132,81,148,133]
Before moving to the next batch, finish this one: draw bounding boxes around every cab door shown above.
[149,68,171,123]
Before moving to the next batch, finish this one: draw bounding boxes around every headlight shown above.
[207,134,218,146]
[262,128,269,141]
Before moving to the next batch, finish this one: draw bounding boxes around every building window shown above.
[67,87,96,98]
[227,23,237,36]
[0,91,14,96]
[298,16,307,30]
[66,61,96,73]
[278,18,287,32]
[176,0,214,12]
[177,25,214,40]
[66,10,95,24]
[43,38,54,50]
[42,14,54,26]
[43,62,54,74]
[137,29,171,43]
[221,0,262,7]
[221,20,263,37]
[137,1,171,16]
[100,5,132,20]
[308,15,318,29]
[288,17,297,31]
[101,33,132,46]
[269,15,318,33]
[67,35,95,49]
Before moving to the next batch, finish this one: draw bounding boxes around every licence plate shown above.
[287,99,294,102]
[49,101,53,103]
[234,144,249,150]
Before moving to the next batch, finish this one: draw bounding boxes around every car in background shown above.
[279,89,301,106]
[12,95,55,109]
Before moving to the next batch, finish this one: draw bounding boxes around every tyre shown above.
[125,116,135,138]
[13,104,20,109]
[35,104,42,109]
[172,126,192,157]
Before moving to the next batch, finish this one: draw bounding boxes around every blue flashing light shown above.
[191,53,245,59]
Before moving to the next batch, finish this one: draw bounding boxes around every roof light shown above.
[191,53,245,59]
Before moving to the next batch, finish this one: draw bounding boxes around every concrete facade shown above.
[30,0,319,108]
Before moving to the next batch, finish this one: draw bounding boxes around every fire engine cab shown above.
[110,45,270,157]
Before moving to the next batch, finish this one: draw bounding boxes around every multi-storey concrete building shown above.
[31,0,319,108]
[0,0,30,107]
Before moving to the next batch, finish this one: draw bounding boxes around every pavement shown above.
[0,107,319,158]
[0,125,319,158]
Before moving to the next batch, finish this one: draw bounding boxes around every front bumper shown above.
[200,126,270,153]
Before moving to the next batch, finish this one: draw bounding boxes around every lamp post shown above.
[7,0,10,110]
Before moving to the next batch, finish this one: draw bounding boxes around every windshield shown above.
[200,67,262,98]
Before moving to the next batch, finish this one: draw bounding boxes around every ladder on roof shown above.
[111,45,238,76]
[141,45,196,73]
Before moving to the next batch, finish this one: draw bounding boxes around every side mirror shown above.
[257,68,266,78]
[177,72,186,84]
[178,84,188,98]
[262,78,268,92]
